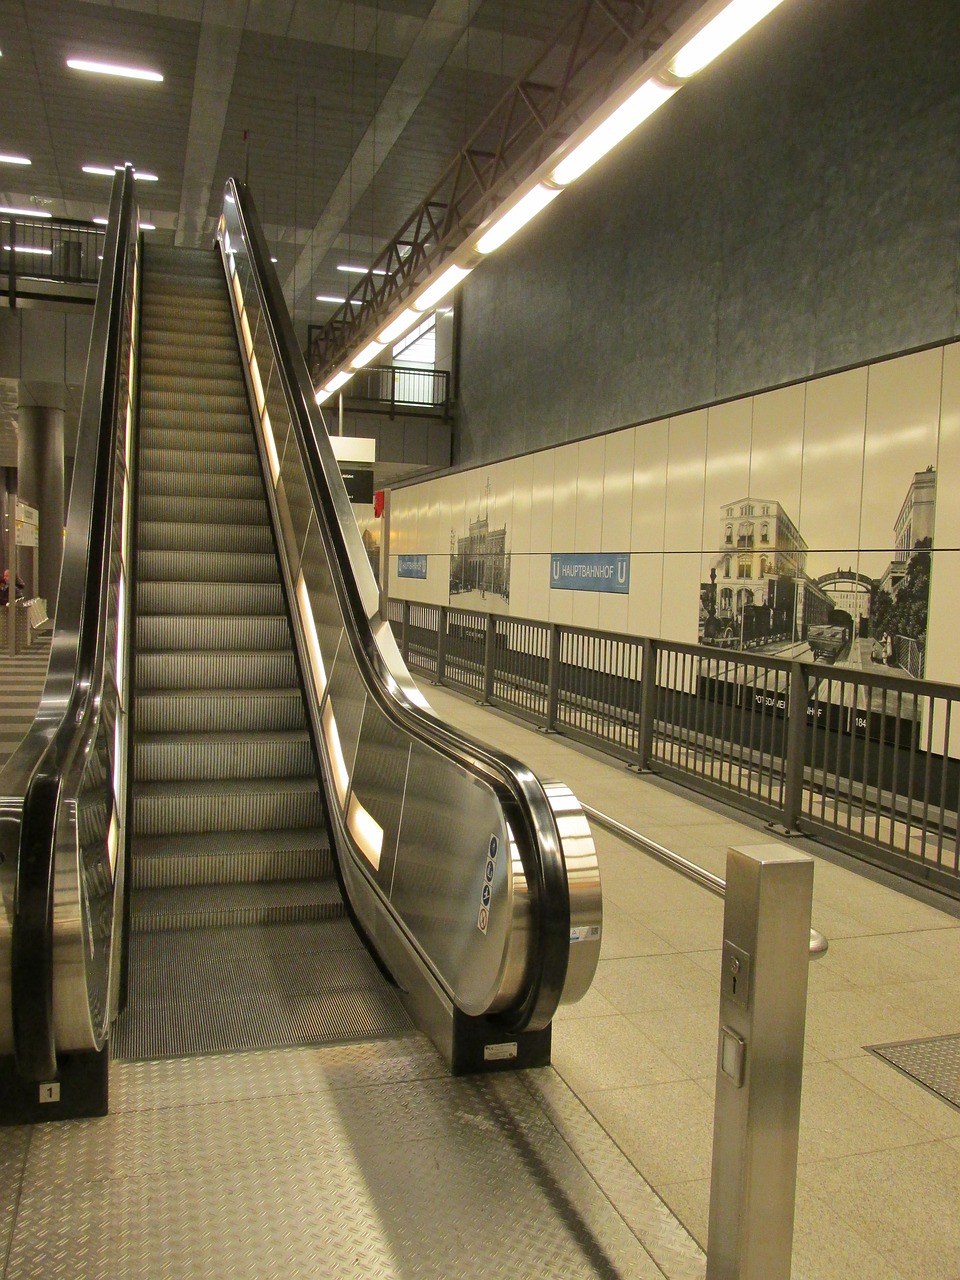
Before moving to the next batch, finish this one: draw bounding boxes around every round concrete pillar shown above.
[18,404,65,617]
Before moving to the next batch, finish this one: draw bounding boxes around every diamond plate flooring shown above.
[1,1039,701,1279]
[869,1033,960,1112]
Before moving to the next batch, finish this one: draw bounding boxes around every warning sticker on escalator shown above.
[477,834,499,932]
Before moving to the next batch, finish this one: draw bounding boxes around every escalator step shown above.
[135,688,307,734]
[134,729,314,783]
[131,827,332,888]
[138,468,266,500]
[135,648,298,691]
[137,520,274,555]
[136,612,288,651]
[138,493,270,525]
[130,878,343,932]
[137,547,278,584]
[133,775,325,835]
[136,580,282,616]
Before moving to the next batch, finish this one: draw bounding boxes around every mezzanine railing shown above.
[1,214,104,303]
[386,599,960,900]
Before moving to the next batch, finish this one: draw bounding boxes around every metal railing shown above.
[304,353,451,419]
[1,215,104,301]
[387,599,960,899]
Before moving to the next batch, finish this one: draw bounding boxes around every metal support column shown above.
[706,842,814,1280]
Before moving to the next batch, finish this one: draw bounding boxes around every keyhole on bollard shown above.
[730,955,740,996]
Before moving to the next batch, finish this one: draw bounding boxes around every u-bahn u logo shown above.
[616,557,628,584]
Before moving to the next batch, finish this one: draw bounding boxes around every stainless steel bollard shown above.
[706,843,814,1280]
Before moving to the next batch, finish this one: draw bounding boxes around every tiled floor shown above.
[420,682,960,1280]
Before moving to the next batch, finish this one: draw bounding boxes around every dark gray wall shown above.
[455,0,960,468]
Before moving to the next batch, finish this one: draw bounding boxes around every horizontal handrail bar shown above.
[579,802,828,957]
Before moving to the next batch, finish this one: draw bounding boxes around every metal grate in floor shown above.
[868,1032,960,1111]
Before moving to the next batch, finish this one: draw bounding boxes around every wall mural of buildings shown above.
[699,465,935,679]
[388,341,958,689]
[448,479,511,611]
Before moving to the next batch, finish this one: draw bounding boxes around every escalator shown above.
[115,244,403,1059]
[0,169,601,1122]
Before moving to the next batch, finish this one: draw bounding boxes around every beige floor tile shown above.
[581,1079,716,1188]
[797,1142,960,1280]
[596,901,676,959]
[592,952,720,1015]
[655,1178,709,1249]
[552,1014,687,1094]
[797,1060,936,1162]
[821,931,951,987]
[555,983,619,1021]
[804,987,941,1060]
[837,1052,960,1140]
[627,1002,720,1081]
[791,1182,908,1280]
[868,979,960,1035]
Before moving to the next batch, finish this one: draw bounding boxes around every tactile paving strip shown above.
[869,1032,960,1111]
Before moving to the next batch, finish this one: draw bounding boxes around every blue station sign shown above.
[397,554,428,579]
[550,552,630,594]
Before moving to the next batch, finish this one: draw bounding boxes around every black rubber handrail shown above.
[227,179,571,1030]
[10,167,137,1081]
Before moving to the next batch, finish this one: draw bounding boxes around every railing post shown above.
[636,636,657,770]
[780,661,808,831]
[400,600,410,664]
[483,612,496,703]
[436,605,447,684]
[546,623,561,731]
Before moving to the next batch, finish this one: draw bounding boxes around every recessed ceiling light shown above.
[139,222,155,230]
[67,58,163,82]
[270,256,277,263]
[83,164,158,181]
[0,205,52,218]
[93,216,108,225]
[0,154,30,166]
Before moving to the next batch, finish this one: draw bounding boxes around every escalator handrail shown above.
[9,166,138,1080]
[225,180,570,1030]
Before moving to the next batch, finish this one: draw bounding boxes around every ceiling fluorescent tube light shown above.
[476,183,561,255]
[5,245,52,255]
[378,307,419,345]
[351,338,385,369]
[324,371,352,394]
[670,0,786,79]
[0,205,51,218]
[338,264,387,276]
[316,294,347,304]
[83,165,158,180]
[0,154,30,166]
[552,79,677,186]
[67,58,163,82]
[414,263,471,311]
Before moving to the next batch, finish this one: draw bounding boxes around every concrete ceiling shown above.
[0,0,582,337]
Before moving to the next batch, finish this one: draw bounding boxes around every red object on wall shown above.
[373,490,385,517]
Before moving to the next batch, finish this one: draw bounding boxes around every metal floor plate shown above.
[868,1032,960,1111]
[113,918,410,1061]
[2,1038,704,1280]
